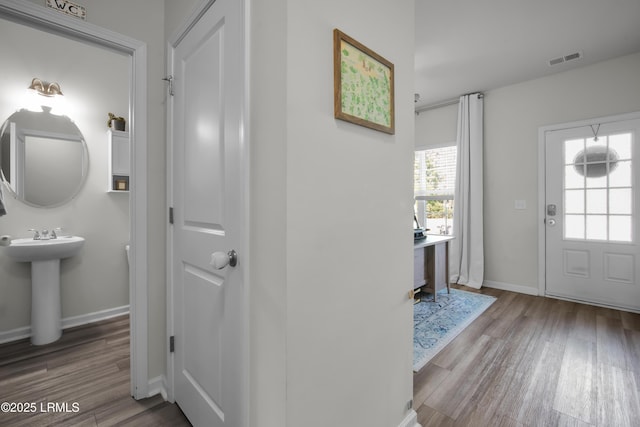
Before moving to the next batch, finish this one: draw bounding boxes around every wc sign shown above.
[46,0,86,20]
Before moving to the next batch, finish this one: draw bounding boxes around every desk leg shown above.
[445,240,450,294]
[430,247,436,302]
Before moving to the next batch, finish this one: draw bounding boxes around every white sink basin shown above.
[2,235,85,345]
[5,236,85,262]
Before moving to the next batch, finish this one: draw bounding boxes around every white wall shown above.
[415,52,640,292]
[484,52,640,292]
[248,0,288,424]
[167,2,417,425]
[0,18,129,332]
[251,0,416,426]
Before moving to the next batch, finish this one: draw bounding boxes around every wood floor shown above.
[2,288,638,426]
[0,315,191,426]
[414,285,640,427]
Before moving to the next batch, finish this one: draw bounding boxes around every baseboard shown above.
[0,326,31,344]
[398,410,421,427]
[62,305,130,329]
[483,280,539,296]
[0,305,130,344]
[148,375,168,400]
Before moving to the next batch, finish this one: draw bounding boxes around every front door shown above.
[544,115,640,311]
[170,0,246,425]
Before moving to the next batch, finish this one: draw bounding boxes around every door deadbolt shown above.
[547,204,556,216]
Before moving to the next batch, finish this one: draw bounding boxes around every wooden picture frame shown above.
[333,29,395,134]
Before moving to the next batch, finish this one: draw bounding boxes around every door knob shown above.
[546,218,556,226]
[210,250,238,269]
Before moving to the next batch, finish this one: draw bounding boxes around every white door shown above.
[170,0,246,425]
[544,116,640,311]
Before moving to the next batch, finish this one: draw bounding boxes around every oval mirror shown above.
[0,107,89,208]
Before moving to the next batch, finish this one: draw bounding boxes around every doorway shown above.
[0,1,149,397]
[540,112,640,312]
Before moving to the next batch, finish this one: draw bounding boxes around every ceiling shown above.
[414,0,640,110]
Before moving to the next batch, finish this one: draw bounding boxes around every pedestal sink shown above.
[3,236,85,345]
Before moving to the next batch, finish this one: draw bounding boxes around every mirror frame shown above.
[0,0,149,399]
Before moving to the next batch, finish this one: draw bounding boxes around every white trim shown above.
[0,326,30,344]
[545,293,640,314]
[415,140,456,151]
[129,34,149,402]
[62,305,129,329]
[148,375,169,400]
[415,195,455,201]
[483,280,540,296]
[537,125,547,296]
[0,0,149,400]
[397,410,421,427]
[537,111,640,300]
[242,2,252,427]
[167,0,215,44]
[165,30,177,406]
[538,111,640,134]
[0,305,130,344]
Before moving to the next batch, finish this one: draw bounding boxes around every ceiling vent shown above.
[548,51,583,66]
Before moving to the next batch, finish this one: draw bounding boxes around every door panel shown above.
[183,26,224,226]
[544,117,640,311]
[171,0,245,425]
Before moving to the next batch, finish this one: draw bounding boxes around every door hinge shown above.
[169,335,175,353]
[162,75,174,96]
[169,207,174,224]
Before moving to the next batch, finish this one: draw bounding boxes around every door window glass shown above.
[563,132,633,242]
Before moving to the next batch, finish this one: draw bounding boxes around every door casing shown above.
[0,0,150,398]
[538,111,640,311]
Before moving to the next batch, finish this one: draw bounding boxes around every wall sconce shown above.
[28,78,63,97]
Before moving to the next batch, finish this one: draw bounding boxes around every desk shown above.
[413,235,454,302]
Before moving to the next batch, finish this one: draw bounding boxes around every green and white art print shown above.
[333,29,395,134]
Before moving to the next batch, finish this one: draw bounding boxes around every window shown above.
[414,145,456,235]
[563,133,633,242]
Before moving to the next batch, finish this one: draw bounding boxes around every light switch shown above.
[515,200,527,210]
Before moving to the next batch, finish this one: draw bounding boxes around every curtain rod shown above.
[415,92,484,114]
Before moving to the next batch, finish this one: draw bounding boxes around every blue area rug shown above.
[413,288,496,372]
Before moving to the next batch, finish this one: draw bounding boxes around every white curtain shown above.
[450,93,484,288]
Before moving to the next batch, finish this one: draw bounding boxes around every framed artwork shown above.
[333,29,395,134]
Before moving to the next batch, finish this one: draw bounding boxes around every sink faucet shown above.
[28,228,62,240]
